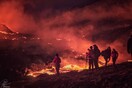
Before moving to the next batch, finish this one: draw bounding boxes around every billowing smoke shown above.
[0,0,37,33]
[0,0,132,64]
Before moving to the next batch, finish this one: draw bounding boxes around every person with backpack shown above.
[111,49,118,66]
[53,53,61,75]
[101,47,111,66]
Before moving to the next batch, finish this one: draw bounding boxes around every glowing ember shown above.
[61,64,85,71]
[12,38,17,40]
[56,38,62,41]
[128,60,132,62]
[0,31,9,34]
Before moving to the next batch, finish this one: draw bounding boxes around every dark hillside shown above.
[11,62,132,88]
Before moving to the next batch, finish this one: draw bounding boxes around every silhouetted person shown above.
[53,53,61,76]
[127,35,132,59]
[101,47,111,66]
[86,46,94,70]
[93,45,100,69]
[111,49,118,66]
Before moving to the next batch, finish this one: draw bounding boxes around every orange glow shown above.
[0,0,130,78]
[26,64,85,77]
[128,60,132,62]
[62,64,84,70]
[26,67,55,77]
[25,56,106,77]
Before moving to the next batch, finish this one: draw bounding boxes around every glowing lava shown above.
[26,64,86,77]
[25,57,105,77]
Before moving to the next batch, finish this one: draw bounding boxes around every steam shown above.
[0,0,131,63]
[0,0,37,33]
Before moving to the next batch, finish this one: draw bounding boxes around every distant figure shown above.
[93,45,100,69]
[127,35,132,59]
[53,53,61,75]
[101,47,111,66]
[111,49,118,66]
[86,46,94,70]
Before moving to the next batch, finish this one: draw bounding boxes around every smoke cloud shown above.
[0,0,132,63]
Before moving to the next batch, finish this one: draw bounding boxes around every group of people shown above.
[86,45,100,69]
[52,45,119,76]
[51,34,131,75]
[86,45,118,70]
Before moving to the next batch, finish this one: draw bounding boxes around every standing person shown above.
[86,46,94,70]
[111,49,118,66]
[101,47,111,66]
[127,35,132,60]
[93,45,100,69]
[53,53,61,76]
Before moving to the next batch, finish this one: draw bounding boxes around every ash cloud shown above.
[0,0,132,62]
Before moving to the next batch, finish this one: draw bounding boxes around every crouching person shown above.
[53,53,61,76]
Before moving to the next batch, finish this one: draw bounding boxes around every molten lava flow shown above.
[26,67,55,77]
[60,64,85,73]
[62,64,84,71]
[25,57,105,77]
[26,64,86,77]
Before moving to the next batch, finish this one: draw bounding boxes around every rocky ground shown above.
[10,62,132,88]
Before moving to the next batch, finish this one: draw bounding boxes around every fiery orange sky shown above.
[0,0,132,63]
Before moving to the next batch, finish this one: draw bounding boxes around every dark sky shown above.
[22,0,132,18]
[23,0,97,12]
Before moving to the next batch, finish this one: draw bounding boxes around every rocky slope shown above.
[11,62,132,88]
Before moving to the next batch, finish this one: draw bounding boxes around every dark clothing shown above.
[86,50,94,69]
[127,36,132,59]
[111,50,118,66]
[93,45,100,69]
[112,57,117,66]
[89,59,94,69]
[101,47,111,66]
[53,56,61,75]
[55,64,60,75]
